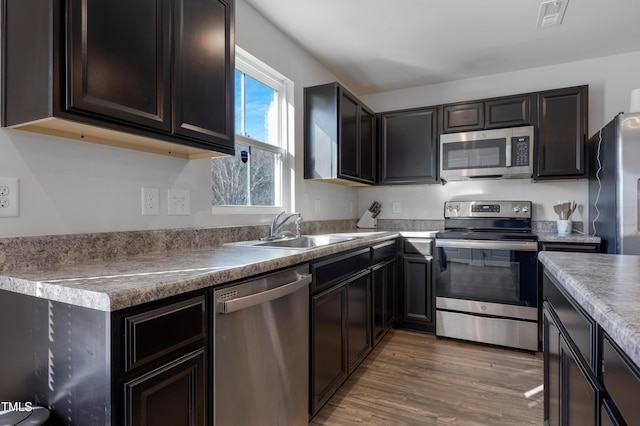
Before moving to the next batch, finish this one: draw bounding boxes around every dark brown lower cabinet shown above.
[397,238,434,333]
[541,268,640,426]
[560,335,600,425]
[602,335,640,425]
[310,269,372,416]
[544,304,561,426]
[347,271,372,372]
[402,255,433,329]
[543,301,603,426]
[124,349,206,426]
[372,258,397,344]
[311,281,348,416]
[0,289,207,426]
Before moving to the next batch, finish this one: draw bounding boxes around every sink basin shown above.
[258,235,358,248]
[229,235,361,250]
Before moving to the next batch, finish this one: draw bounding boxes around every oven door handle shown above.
[435,239,538,251]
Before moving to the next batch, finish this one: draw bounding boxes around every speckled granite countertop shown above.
[0,231,405,312]
[539,252,640,367]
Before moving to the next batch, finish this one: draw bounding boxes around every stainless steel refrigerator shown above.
[588,112,640,254]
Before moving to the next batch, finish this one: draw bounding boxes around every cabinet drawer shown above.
[403,238,433,256]
[311,248,370,293]
[371,240,397,263]
[124,295,206,372]
[543,272,595,370]
[603,335,640,424]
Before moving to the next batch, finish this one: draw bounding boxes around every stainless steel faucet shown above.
[263,211,302,240]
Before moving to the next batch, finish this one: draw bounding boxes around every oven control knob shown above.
[522,206,529,213]
[513,205,521,213]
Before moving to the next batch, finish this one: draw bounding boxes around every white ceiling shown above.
[244,0,640,95]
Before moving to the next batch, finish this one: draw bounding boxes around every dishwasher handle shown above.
[219,273,312,314]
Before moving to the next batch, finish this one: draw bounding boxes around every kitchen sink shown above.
[229,234,362,250]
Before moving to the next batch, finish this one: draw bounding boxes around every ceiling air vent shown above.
[537,0,569,29]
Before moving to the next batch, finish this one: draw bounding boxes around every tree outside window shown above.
[211,50,289,209]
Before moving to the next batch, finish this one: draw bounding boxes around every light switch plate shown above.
[0,177,19,217]
[168,188,190,215]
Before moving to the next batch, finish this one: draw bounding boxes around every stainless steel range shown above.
[434,200,539,351]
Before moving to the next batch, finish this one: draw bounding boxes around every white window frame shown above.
[211,46,293,216]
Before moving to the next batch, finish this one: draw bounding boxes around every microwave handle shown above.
[505,140,512,167]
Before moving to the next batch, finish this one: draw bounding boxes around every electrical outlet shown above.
[392,202,401,214]
[168,188,190,215]
[0,177,18,217]
[314,199,320,214]
[141,187,160,216]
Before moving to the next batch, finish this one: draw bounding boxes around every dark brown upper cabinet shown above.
[485,94,536,129]
[443,94,536,133]
[378,107,439,185]
[442,102,484,132]
[304,82,376,186]
[535,86,588,180]
[1,0,234,159]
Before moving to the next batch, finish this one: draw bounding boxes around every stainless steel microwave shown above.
[439,126,534,182]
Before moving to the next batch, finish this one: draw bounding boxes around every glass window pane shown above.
[211,145,282,207]
[249,147,282,206]
[211,145,249,206]
[239,74,278,145]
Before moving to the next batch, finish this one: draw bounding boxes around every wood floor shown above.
[310,329,543,426]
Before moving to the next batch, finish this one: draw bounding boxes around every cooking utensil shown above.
[562,202,571,220]
[567,201,577,219]
[553,204,563,219]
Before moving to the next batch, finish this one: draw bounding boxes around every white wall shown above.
[1,0,639,238]
[0,0,356,237]
[358,51,640,229]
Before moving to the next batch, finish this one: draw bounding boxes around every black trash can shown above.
[0,405,50,425]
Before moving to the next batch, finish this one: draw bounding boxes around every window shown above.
[211,47,291,212]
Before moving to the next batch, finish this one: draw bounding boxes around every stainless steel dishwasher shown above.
[213,265,311,425]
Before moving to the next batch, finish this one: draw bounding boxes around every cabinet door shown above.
[561,335,599,425]
[536,86,588,179]
[173,0,234,148]
[372,264,386,344]
[124,349,206,426]
[347,272,372,372]
[359,106,376,183]
[383,259,397,330]
[603,335,640,424]
[372,259,397,345]
[311,283,347,415]
[485,95,535,129]
[401,255,434,331]
[67,0,171,130]
[544,304,561,426]
[338,90,360,180]
[378,107,438,184]
[443,102,483,132]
